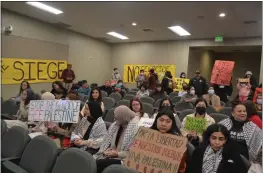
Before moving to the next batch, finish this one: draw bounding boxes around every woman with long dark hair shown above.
[51,81,67,98]
[11,80,31,104]
[89,87,104,112]
[129,98,149,122]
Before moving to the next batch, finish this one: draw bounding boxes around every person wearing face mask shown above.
[71,101,107,155]
[150,83,168,100]
[180,72,187,79]
[219,101,262,162]
[186,124,248,173]
[255,93,262,111]
[114,80,129,97]
[180,86,198,104]
[136,69,147,89]
[112,68,122,81]
[181,98,215,147]
[203,86,221,109]
[94,105,139,173]
[178,82,188,97]
[161,71,176,95]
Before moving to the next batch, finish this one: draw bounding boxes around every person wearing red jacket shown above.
[61,64,76,92]
[244,100,262,129]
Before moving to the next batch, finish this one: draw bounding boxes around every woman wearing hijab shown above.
[71,101,107,155]
[94,105,139,173]
[219,101,262,162]
[151,108,187,173]
[186,124,247,173]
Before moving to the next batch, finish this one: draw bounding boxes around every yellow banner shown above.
[123,64,176,83]
[1,58,67,84]
[173,78,190,92]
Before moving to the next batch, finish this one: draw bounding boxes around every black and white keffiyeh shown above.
[202,146,223,173]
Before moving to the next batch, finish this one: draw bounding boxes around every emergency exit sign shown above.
[215,36,223,42]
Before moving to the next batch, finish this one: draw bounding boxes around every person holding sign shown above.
[186,124,248,173]
[219,101,262,162]
[181,98,215,147]
[129,98,149,122]
[71,101,107,155]
[203,86,221,110]
[94,105,139,173]
[150,83,168,101]
[150,108,187,173]
[236,78,251,102]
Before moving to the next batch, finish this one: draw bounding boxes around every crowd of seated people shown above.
[3,69,262,173]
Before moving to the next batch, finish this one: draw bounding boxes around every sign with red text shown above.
[210,60,235,86]
[125,127,187,173]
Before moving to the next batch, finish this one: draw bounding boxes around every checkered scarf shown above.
[202,146,223,173]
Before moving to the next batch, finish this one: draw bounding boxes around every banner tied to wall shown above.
[210,60,235,86]
[125,127,187,173]
[173,78,190,92]
[123,64,176,83]
[28,100,81,123]
[1,58,67,84]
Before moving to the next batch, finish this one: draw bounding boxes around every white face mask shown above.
[190,90,195,95]
[257,99,262,104]
[208,89,214,95]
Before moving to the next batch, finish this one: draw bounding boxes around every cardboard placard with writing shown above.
[184,117,206,134]
[138,118,155,128]
[123,64,176,84]
[28,100,80,123]
[238,78,250,83]
[253,88,262,103]
[210,60,235,86]
[125,127,187,173]
[173,78,190,92]
[1,58,67,84]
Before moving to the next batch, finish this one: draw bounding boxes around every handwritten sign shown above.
[210,60,235,86]
[253,88,262,102]
[173,78,190,92]
[238,78,250,83]
[138,118,155,128]
[28,100,80,123]
[123,64,176,84]
[184,117,206,134]
[125,127,187,173]
[1,58,67,84]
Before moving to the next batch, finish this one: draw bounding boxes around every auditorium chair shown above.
[1,120,7,138]
[102,165,138,173]
[104,108,115,123]
[109,92,122,102]
[142,103,154,116]
[140,97,155,105]
[130,88,139,92]
[240,154,251,170]
[102,97,116,111]
[186,142,195,166]
[171,96,181,105]
[116,100,130,107]
[169,92,178,99]
[2,99,19,116]
[128,91,137,95]
[210,113,229,123]
[2,135,58,173]
[51,148,96,173]
[257,111,262,120]
[218,107,232,117]
[174,102,194,112]
[220,101,226,107]
[153,99,162,110]
[101,91,108,98]
[2,126,31,162]
[123,94,136,101]
[206,105,217,115]
[177,109,195,122]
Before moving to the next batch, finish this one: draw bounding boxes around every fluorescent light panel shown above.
[107,32,129,40]
[168,26,191,36]
[26,2,63,15]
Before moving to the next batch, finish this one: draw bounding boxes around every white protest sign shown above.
[138,118,155,128]
[28,100,81,123]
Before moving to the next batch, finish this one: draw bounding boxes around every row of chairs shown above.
[1,125,137,173]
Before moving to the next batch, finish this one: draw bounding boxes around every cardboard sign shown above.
[173,78,190,92]
[184,116,206,134]
[253,88,262,103]
[210,60,235,86]
[1,58,67,84]
[123,64,176,84]
[138,118,155,128]
[125,127,187,173]
[238,78,250,83]
[28,100,81,123]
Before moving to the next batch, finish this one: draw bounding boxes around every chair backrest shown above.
[128,91,137,95]
[19,135,58,173]
[172,96,182,105]
[140,97,155,105]
[206,106,217,114]
[220,101,226,107]
[1,120,7,138]
[123,95,136,101]
[109,92,122,102]
[174,102,194,112]
[104,108,116,123]
[116,100,130,107]
[142,103,154,115]
[218,107,232,117]
[178,109,195,122]
[131,88,139,92]
[153,99,162,109]
[210,113,229,123]
[186,142,195,166]
[51,148,96,173]
[2,99,19,115]
[169,92,178,99]
[240,154,251,170]
[102,97,116,111]
[101,91,108,98]
[2,126,31,158]
[103,165,138,173]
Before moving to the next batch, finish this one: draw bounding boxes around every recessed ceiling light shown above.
[132,22,137,26]
[26,2,63,15]
[219,13,226,17]
[168,26,191,36]
[107,32,129,40]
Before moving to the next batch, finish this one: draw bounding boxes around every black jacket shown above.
[213,83,233,103]
[189,76,208,96]
[186,140,248,173]
[99,85,113,96]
